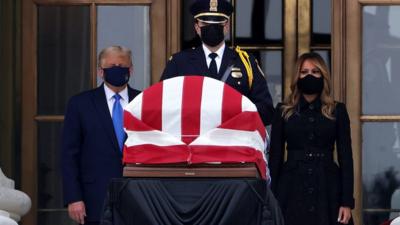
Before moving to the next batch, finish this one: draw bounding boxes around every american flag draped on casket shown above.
[122,76,269,179]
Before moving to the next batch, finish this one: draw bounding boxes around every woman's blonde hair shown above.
[281,52,336,120]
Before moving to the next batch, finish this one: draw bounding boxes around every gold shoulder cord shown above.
[235,46,253,88]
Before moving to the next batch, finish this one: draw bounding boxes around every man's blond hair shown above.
[98,45,132,68]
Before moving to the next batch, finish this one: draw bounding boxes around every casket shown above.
[100,76,283,225]
[122,76,268,179]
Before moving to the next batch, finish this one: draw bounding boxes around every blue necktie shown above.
[112,94,124,152]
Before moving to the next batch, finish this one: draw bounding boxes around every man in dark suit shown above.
[161,0,274,125]
[61,46,140,225]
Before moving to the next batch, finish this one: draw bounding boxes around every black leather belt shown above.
[287,149,333,162]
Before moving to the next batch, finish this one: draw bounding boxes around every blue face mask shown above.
[103,66,130,87]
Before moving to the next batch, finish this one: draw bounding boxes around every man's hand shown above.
[338,206,352,224]
[68,201,86,224]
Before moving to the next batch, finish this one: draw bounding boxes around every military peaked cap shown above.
[190,0,233,24]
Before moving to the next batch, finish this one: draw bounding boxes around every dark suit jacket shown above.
[160,46,274,125]
[61,84,140,222]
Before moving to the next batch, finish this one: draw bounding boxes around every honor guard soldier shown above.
[160,0,274,125]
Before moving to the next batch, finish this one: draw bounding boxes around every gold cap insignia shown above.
[210,0,218,12]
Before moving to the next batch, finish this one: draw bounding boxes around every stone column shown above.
[0,168,31,224]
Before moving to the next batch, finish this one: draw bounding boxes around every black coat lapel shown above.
[219,47,236,79]
[91,85,121,154]
[190,47,209,76]
[128,86,140,102]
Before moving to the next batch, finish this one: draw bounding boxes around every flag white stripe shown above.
[125,130,185,146]
[241,96,258,112]
[190,128,266,156]
[200,78,223,135]
[162,77,183,139]
[131,94,143,120]
[125,93,143,120]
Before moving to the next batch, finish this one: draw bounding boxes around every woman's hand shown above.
[338,206,352,224]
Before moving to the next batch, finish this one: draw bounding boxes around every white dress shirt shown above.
[104,84,129,117]
[202,43,225,73]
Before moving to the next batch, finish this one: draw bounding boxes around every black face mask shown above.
[200,24,225,47]
[297,74,324,94]
[103,66,130,87]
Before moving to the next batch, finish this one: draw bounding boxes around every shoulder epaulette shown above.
[235,46,253,88]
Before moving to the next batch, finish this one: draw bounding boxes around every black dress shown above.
[269,97,354,225]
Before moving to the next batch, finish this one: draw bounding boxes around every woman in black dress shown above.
[269,52,354,225]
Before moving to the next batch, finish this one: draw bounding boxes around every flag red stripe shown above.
[181,76,203,144]
[124,110,154,131]
[141,82,163,130]
[123,144,188,164]
[218,111,267,140]
[221,84,242,124]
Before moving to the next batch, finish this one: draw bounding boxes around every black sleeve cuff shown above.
[341,196,355,209]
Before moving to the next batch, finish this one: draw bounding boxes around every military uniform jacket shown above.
[160,46,274,126]
[269,97,355,225]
